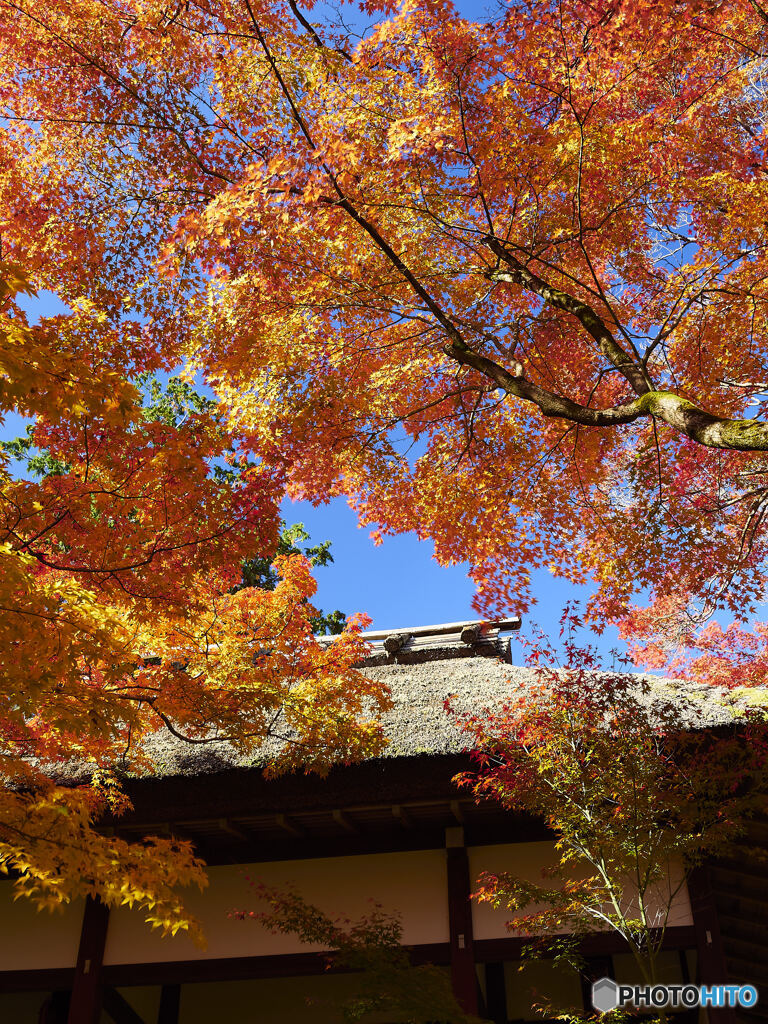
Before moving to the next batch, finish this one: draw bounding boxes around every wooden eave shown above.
[102,753,551,865]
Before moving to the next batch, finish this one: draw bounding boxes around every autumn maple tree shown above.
[0,265,389,940]
[233,884,479,1023]
[5,0,768,658]
[6,0,768,936]
[454,627,768,1019]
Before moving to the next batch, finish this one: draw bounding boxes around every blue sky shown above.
[281,495,625,660]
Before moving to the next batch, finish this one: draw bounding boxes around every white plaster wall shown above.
[0,882,84,970]
[469,841,558,940]
[645,860,693,928]
[103,848,449,964]
[0,843,695,971]
[468,842,693,940]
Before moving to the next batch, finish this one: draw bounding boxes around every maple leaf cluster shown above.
[5,0,768,936]
[4,0,768,663]
[0,264,388,939]
[231,883,478,1023]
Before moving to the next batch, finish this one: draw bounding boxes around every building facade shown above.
[0,622,764,1024]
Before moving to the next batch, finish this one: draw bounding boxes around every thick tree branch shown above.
[443,336,644,425]
[446,335,768,449]
[483,235,654,396]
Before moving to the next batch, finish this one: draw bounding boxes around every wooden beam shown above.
[392,804,414,828]
[217,818,250,842]
[157,984,181,1024]
[445,831,479,1015]
[330,618,522,642]
[383,633,412,653]
[474,928,697,961]
[460,624,482,644]
[172,817,249,842]
[332,809,358,833]
[0,928,699,994]
[156,822,195,842]
[67,896,110,1024]
[275,813,305,838]
[102,986,146,1024]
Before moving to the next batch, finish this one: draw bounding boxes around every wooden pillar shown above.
[157,985,181,1024]
[484,962,507,1024]
[38,991,71,1024]
[687,866,737,1024]
[445,826,479,1015]
[67,896,109,1024]
[579,955,614,1015]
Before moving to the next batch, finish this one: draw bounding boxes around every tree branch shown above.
[287,0,352,62]
[444,331,768,449]
[483,235,653,396]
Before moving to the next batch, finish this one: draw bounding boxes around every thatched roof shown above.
[70,623,763,852]
[41,621,763,791]
[139,640,760,781]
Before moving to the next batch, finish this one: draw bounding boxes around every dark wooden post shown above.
[67,896,109,1024]
[484,962,507,1024]
[38,991,71,1024]
[687,866,738,1024]
[445,826,479,1015]
[157,984,181,1024]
